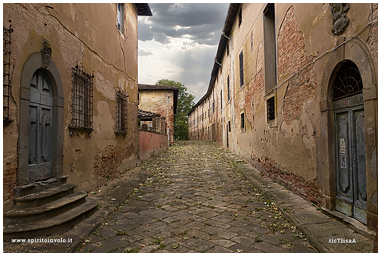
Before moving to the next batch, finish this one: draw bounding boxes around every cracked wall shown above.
[3,3,140,202]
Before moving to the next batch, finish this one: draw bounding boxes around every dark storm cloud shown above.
[169,47,218,101]
[138,3,229,45]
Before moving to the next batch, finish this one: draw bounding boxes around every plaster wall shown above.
[3,3,140,202]
[138,90,175,143]
[188,3,377,230]
[139,130,168,160]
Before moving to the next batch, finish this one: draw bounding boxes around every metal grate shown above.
[116,90,128,132]
[71,65,93,129]
[3,23,13,123]
[333,61,363,100]
[267,97,275,121]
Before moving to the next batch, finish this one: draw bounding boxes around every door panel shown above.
[41,107,52,162]
[336,112,351,198]
[28,106,38,165]
[28,70,53,181]
[334,95,367,224]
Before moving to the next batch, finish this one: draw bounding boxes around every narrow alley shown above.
[77,141,318,253]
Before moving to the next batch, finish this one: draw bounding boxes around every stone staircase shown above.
[3,176,97,241]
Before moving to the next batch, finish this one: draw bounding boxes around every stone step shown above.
[4,191,88,225]
[14,176,69,198]
[14,183,76,208]
[4,198,98,241]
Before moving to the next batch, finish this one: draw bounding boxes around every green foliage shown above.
[155,79,195,140]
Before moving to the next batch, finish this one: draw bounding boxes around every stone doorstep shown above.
[4,167,150,253]
[14,183,76,208]
[237,163,374,253]
[4,191,87,222]
[321,207,376,241]
[4,199,98,238]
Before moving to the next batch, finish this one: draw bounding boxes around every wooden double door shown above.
[28,69,53,181]
[334,93,367,224]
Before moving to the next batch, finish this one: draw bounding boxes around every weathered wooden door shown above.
[333,62,366,224]
[28,70,53,181]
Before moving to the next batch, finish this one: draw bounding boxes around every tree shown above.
[155,79,195,140]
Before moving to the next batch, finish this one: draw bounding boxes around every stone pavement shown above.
[5,141,374,253]
[77,141,319,253]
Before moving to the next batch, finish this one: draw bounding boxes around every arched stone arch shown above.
[18,51,64,185]
[319,37,377,230]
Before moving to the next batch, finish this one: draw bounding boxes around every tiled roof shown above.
[138,109,161,120]
[138,84,179,91]
[138,84,178,116]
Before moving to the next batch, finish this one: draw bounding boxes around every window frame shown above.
[70,65,94,132]
[115,90,129,134]
[117,3,125,33]
[239,50,244,87]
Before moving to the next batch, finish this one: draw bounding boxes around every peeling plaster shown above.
[95,71,115,100]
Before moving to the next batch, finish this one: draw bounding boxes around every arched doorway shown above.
[18,51,64,185]
[332,61,366,224]
[28,69,53,181]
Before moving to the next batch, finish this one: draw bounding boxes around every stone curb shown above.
[233,158,373,253]
[3,167,151,253]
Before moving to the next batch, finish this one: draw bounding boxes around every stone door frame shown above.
[319,38,377,230]
[18,52,64,186]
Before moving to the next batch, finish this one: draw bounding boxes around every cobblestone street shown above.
[77,141,317,253]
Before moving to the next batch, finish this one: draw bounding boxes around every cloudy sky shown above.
[138,3,230,103]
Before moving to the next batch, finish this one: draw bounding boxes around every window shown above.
[241,113,245,129]
[227,75,230,101]
[332,61,363,100]
[228,121,231,132]
[221,90,223,109]
[116,90,128,133]
[267,96,275,121]
[239,50,244,87]
[117,3,124,33]
[227,42,230,56]
[3,24,13,124]
[71,66,93,130]
[239,8,242,27]
[263,3,277,92]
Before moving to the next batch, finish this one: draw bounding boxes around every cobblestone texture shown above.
[77,141,318,253]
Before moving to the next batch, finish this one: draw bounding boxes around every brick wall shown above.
[251,157,322,205]
[278,6,317,125]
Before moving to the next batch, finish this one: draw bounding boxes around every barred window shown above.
[3,24,13,124]
[267,96,275,121]
[71,66,93,130]
[116,91,128,133]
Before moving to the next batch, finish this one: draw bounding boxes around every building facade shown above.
[138,84,178,145]
[3,3,151,207]
[188,3,378,231]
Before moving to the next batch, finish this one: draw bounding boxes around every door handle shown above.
[45,123,50,127]
[31,121,36,125]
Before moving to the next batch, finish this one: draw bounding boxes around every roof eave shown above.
[134,3,152,16]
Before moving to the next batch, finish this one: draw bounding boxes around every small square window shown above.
[267,97,275,121]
